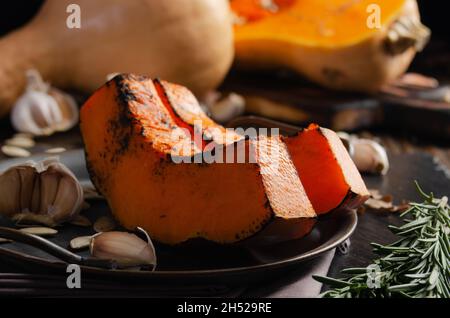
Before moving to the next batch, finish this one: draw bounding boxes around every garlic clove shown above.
[42,159,84,222]
[0,169,21,217]
[11,91,52,136]
[17,166,36,212]
[338,132,389,176]
[90,231,157,269]
[352,139,389,175]
[136,226,157,266]
[206,93,246,123]
[30,91,61,130]
[30,175,41,214]
[49,88,79,132]
[39,170,60,214]
[50,176,83,222]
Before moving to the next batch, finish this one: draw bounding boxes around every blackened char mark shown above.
[104,74,140,164]
[85,151,106,196]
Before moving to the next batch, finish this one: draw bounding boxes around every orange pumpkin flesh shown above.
[231,0,296,23]
[232,0,405,46]
[284,124,369,214]
[80,74,368,244]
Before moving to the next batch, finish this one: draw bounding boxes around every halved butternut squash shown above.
[231,0,430,92]
[80,74,368,244]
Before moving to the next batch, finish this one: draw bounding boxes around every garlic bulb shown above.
[90,229,157,270]
[10,70,78,136]
[0,158,84,226]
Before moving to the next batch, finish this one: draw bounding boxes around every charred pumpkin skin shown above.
[81,74,368,245]
[232,0,428,92]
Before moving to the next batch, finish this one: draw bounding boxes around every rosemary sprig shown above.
[314,182,450,298]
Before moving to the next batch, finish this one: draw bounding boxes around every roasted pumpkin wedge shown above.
[80,74,368,244]
[231,0,430,92]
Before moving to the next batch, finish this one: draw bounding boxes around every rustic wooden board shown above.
[221,70,450,140]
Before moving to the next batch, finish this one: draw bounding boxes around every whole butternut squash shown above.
[0,0,234,117]
[231,0,430,92]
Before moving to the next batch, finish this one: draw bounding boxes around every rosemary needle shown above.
[314,182,450,298]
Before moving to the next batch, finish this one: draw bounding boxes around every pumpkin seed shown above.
[0,238,12,244]
[5,136,35,148]
[70,235,92,250]
[45,147,66,154]
[12,213,57,228]
[1,145,31,158]
[70,214,92,227]
[19,227,58,236]
[13,133,34,139]
[94,216,116,233]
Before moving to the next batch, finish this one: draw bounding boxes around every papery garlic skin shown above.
[337,132,389,175]
[90,231,157,269]
[10,70,78,136]
[11,91,57,135]
[352,139,390,176]
[0,158,84,226]
[0,168,21,217]
[48,88,79,132]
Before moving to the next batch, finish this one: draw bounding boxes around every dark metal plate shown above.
[0,148,356,285]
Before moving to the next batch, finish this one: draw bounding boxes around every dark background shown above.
[0,1,447,38]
